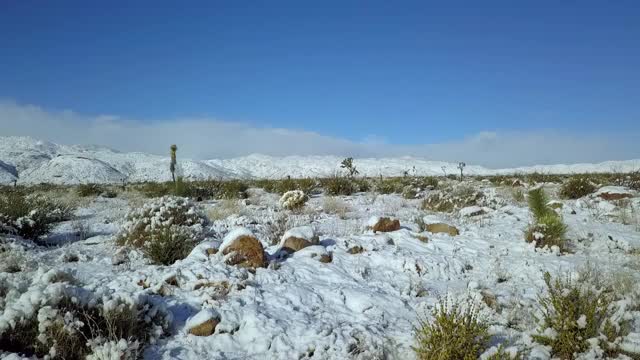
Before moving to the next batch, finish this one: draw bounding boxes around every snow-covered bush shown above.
[422,186,485,213]
[279,190,308,210]
[414,297,489,360]
[0,283,171,359]
[560,176,596,199]
[0,190,73,241]
[116,196,207,265]
[532,271,634,359]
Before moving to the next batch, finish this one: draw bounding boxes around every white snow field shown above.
[1,136,640,184]
[2,137,640,359]
[2,177,640,359]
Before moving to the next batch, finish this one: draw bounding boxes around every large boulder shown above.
[280,226,319,253]
[220,228,266,269]
[367,216,401,233]
[186,308,221,336]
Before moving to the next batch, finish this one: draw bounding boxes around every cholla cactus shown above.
[170,144,178,183]
[279,190,308,210]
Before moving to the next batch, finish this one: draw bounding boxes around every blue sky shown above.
[1,1,639,166]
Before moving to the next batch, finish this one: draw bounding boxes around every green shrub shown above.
[414,298,489,360]
[525,188,568,251]
[76,183,104,197]
[533,272,632,359]
[560,176,596,199]
[422,186,484,213]
[0,190,73,241]
[322,176,358,196]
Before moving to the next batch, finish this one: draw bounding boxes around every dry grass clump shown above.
[116,196,207,265]
[0,189,73,241]
[207,199,243,221]
[76,183,104,197]
[414,298,489,360]
[0,248,25,273]
[322,196,351,219]
[525,188,568,252]
[559,176,597,199]
[532,271,636,359]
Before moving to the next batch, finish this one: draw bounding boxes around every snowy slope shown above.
[0,136,638,184]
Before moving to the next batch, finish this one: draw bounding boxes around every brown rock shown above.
[206,248,218,255]
[188,318,220,336]
[347,245,364,254]
[425,223,459,236]
[222,235,266,269]
[318,253,333,263]
[164,275,179,287]
[371,217,401,233]
[281,236,313,253]
[599,192,632,201]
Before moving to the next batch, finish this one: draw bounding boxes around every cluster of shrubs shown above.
[0,281,171,360]
[320,175,370,196]
[253,177,318,195]
[374,176,438,198]
[116,196,208,265]
[136,178,248,200]
[76,183,118,198]
[421,185,485,213]
[414,271,637,359]
[0,189,73,242]
[525,187,568,252]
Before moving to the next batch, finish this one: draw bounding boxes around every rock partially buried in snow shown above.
[425,223,460,236]
[220,228,266,269]
[459,206,486,217]
[186,308,221,336]
[595,186,634,201]
[367,216,401,233]
[280,226,319,253]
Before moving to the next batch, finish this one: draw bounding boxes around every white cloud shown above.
[0,100,638,168]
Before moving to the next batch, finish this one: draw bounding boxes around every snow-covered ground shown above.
[2,179,640,359]
[1,136,639,184]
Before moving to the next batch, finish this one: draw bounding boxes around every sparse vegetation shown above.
[0,190,73,241]
[532,271,635,359]
[413,298,489,360]
[560,176,597,199]
[323,196,350,219]
[76,183,104,197]
[422,186,485,213]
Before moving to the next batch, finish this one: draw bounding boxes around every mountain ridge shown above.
[1,136,639,184]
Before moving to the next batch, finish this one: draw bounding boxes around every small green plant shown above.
[0,190,73,241]
[532,271,633,359]
[322,175,358,196]
[560,176,596,199]
[413,298,489,360]
[525,188,568,251]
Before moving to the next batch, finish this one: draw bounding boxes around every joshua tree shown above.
[441,166,447,177]
[340,157,359,177]
[457,162,466,181]
[170,144,178,184]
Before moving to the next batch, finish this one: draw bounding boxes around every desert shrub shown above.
[76,183,104,197]
[257,177,318,195]
[0,190,73,241]
[526,172,563,185]
[560,176,596,199]
[116,196,207,265]
[0,249,24,273]
[525,188,568,251]
[280,190,308,210]
[0,289,170,359]
[612,171,640,190]
[375,178,406,194]
[511,188,525,203]
[484,345,524,360]
[322,175,358,196]
[414,298,489,360]
[422,186,485,213]
[137,181,176,198]
[532,271,633,359]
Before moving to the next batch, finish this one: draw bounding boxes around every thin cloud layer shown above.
[0,100,637,168]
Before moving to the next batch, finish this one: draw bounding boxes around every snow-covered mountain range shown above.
[1,136,639,184]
